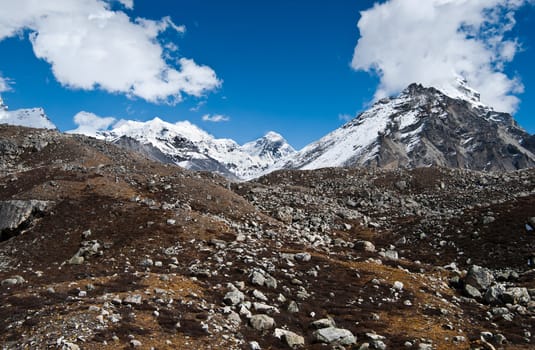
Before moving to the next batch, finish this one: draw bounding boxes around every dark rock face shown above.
[0,200,53,241]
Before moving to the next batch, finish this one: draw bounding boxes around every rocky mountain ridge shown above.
[284,83,535,171]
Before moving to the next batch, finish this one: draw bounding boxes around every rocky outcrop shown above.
[0,200,53,240]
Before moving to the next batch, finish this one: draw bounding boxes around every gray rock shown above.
[249,341,261,350]
[139,258,154,267]
[249,314,275,331]
[123,294,143,305]
[311,318,336,329]
[464,284,482,299]
[224,289,245,306]
[465,265,494,291]
[1,275,25,286]
[288,300,299,313]
[250,271,266,286]
[485,284,506,305]
[274,328,305,347]
[294,252,311,262]
[61,342,80,350]
[252,289,268,301]
[354,240,376,253]
[0,200,53,239]
[383,250,399,260]
[393,281,404,291]
[129,339,142,347]
[265,275,278,289]
[312,327,356,346]
[227,311,241,325]
[67,255,84,265]
[502,287,530,305]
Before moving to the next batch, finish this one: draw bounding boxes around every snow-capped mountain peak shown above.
[242,131,296,160]
[433,76,485,107]
[283,83,535,171]
[91,118,296,180]
[0,96,56,130]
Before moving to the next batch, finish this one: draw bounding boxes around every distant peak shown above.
[263,131,284,141]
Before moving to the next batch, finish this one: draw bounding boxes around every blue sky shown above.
[0,0,534,149]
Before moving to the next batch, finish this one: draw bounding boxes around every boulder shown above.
[354,240,376,253]
[224,289,245,306]
[464,284,482,299]
[465,265,494,291]
[250,314,275,331]
[312,327,356,346]
[484,284,506,305]
[0,200,53,240]
[502,287,530,305]
[274,328,305,348]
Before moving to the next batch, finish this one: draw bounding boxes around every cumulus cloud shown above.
[352,0,530,112]
[67,111,116,137]
[0,75,11,92]
[202,114,230,123]
[0,0,220,104]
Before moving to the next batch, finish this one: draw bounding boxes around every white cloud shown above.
[117,0,133,10]
[352,0,530,113]
[190,100,206,112]
[0,75,11,92]
[202,114,230,123]
[67,111,116,137]
[0,0,220,104]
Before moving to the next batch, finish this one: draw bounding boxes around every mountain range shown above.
[1,81,534,179]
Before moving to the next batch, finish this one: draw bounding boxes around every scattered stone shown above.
[129,339,142,347]
[465,265,494,291]
[288,300,299,313]
[224,289,245,306]
[464,284,482,299]
[274,328,305,348]
[502,287,530,305]
[123,294,142,305]
[312,327,356,346]
[1,275,25,286]
[485,285,506,305]
[67,255,84,265]
[294,252,311,262]
[252,289,268,302]
[139,258,153,267]
[250,271,266,287]
[311,318,336,329]
[249,341,261,350]
[354,240,376,253]
[393,281,404,291]
[249,314,275,331]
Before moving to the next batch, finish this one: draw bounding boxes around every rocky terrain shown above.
[1,124,535,350]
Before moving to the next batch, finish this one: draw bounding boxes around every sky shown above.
[0,0,534,149]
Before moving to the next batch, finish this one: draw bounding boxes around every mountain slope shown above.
[0,96,56,130]
[99,117,296,180]
[285,83,535,171]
